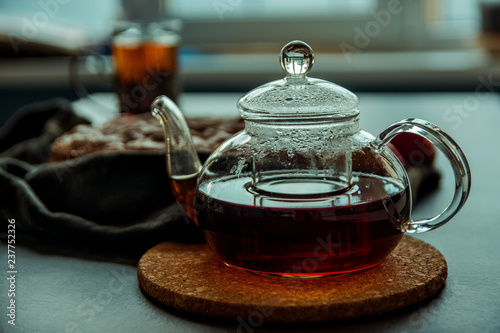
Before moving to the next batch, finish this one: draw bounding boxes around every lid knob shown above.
[279,40,314,76]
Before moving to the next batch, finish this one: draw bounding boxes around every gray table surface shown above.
[1,92,499,333]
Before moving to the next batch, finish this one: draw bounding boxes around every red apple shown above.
[390,133,436,167]
[388,142,405,167]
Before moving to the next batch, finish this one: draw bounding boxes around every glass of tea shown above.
[112,21,180,114]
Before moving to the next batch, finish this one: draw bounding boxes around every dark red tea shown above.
[195,174,410,276]
[170,174,198,223]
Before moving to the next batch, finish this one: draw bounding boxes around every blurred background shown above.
[0,0,499,124]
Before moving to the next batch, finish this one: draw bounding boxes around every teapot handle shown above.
[372,118,471,233]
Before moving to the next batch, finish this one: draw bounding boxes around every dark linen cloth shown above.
[0,99,202,252]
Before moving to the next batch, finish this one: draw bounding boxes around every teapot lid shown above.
[238,40,359,121]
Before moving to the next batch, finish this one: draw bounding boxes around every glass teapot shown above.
[152,40,471,277]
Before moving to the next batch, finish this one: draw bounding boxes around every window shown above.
[167,0,481,50]
[0,0,481,51]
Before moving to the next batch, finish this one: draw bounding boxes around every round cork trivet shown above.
[137,236,447,323]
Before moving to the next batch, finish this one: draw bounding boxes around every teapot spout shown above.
[151,95,202,222]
